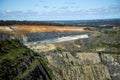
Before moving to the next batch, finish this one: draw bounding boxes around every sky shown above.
[0,0,120,20]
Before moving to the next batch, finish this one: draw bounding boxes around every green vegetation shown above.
[97,29,120,55]
[0,20,68,26]
[95,35,102,38]
[0,39,28,64]
[0,39,41,80]
[0,48,27,64]
[15,60,38,79]
[101,42,120,48]
[56,46,62,51]
[38,55,55,80]
[98,51,120,55]
[0,39,26,56]
[103,30,120,34]
[71,49,82,53]
[101,78,111,80]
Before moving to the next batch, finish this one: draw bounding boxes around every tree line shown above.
[0,20,69,26]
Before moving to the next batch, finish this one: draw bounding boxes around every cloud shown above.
[85,5,120,15]
[0,4,120,20]
[4,10,38,16]
[43,6,50,8]
[64,1,76,5]
[0,10,40,20]
[59,6,69,9]
[29,4,120,17]
[38,4,120,20]
[57,6,80,10]
[59,4,120,15]
[5,10,12,13]
[108,5,120,12]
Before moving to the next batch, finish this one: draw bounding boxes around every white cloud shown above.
[5,10,12,13]
[0,4,120,20]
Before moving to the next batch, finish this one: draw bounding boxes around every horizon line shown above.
[1,18,120,22]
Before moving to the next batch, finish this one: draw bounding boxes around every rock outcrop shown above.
[0,29,120,80]
[0,39,50,80]
[40,51,111,80]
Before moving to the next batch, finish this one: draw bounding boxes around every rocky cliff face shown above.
[100,53,120,80]
[39,51,111,80]
[29,29,119,80]
[0,39,50,80]
[0,29,120,80]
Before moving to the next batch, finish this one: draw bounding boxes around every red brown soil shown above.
[12,25,88,32]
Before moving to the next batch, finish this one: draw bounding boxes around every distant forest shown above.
[0,20,67,26]
[0,19,120,27]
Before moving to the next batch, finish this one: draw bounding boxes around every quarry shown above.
[0,23,120,80]
[0,0,120,79]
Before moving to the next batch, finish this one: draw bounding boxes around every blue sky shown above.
[0,0,120,20]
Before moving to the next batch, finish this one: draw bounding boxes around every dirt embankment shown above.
[12,25,88,32]
[0,25,96,33]
[0,25,95,38]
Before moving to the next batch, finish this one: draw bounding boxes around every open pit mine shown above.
[0,25,92,43]
[0,25,120,80]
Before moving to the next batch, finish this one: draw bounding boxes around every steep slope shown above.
[30,30,120,80]
[39,50,111,80]
[98,30,120,80]
[0,39,51,80]
[0,29,120,80]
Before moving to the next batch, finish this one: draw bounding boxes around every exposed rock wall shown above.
[22,63,50,80]
[100,54,120,80]
[41,51,112,80]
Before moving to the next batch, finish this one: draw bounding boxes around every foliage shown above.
[38,55,55,80]
[98,51,120,55]
[0,39,36,80]
[0,20,68,26]
[15,60,38,79]
[103,30,120,34]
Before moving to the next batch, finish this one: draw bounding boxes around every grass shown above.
[15,60,38,80]
[38,55,55,80]
[101,42,120,48]
[56,46,62,51]
[0,48,27,64]
[95,35,102,39]
[0,39,45,80]
[101,78,111,80]
[0,39,26,56]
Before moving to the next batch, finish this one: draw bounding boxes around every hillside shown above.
[0,29,120,80]
[0,39,52,80]
[28,29,120,80]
